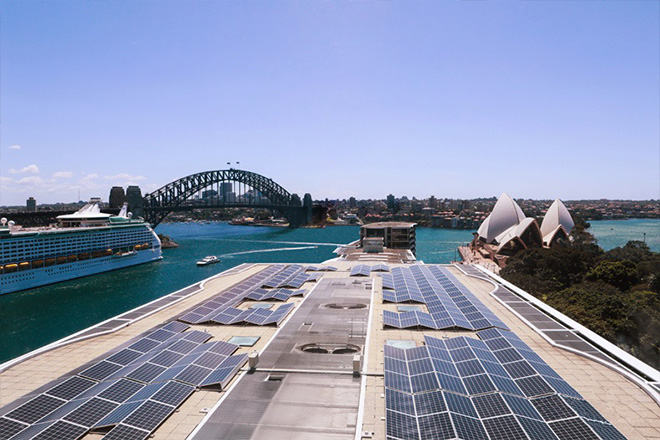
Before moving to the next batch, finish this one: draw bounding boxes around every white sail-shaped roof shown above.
[477,193,526,243]
[540,199,574,238]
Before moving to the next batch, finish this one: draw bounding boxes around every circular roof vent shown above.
[299,343,361,355]
[324,303,367,310]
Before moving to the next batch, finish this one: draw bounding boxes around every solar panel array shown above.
[382,266,509,331]
[199,303,295,326]
[261,264,320,288]
[0,322,247,440]
[246,288,306,302]
[178,264,287,324]
[349,264,391,277]
[305,265,337,272]
[384,331,627,440]
[179,264,316,325]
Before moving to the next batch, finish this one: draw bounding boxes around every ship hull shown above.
[0,249,162,295]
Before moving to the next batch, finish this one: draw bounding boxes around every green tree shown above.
[545,281,630,340]
[585,260,638,291]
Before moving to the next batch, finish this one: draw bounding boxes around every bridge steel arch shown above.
[142,169,309,227]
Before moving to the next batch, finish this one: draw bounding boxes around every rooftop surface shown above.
[0,261,658,440]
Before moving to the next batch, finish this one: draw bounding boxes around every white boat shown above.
[197,256,220,266]
[0,200,162,295]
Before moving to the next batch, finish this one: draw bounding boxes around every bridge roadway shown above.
[1,169,315,228]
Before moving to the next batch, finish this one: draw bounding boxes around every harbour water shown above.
[1,219,656,364]
[0,224,474,363]
[587,218,659,252]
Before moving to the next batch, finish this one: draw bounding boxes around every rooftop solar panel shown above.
[97,379,145,404]
[31,420,87,440]
[384,333,626,440]
[79,361,124,381]
[62,397,118,428]
[122,400,175,432]
[94,401,142,429]
[44,376,97,401]
[151,381,195,407]
[4,394,66,424]
[101,424,150,440]
[0,417,27,439]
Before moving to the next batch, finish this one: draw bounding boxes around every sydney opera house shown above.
[472,194,575,265]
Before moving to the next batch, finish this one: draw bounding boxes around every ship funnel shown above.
[118,203,129,218]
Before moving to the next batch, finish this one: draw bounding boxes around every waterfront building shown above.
[360,221,416,255]
[540,199,575,247]
[471,193,575,266]
[108,186,126,209]
[25,197,36,213]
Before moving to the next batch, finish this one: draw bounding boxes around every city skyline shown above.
[1,1,658,205]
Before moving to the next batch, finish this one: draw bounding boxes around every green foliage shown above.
[545,281,630,340]
[585,260,638,291]
[500,236,659,369]
[605,241,653,263]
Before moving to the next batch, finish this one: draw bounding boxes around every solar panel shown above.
[585,419,627,440]
[549,417,600,440]
[106,349,144,366]
[384,333,627,440]
[79,361,124,381]
[151,381,195,407]
[31,420,87,440]
[126,363,167,384]
[160,321,190,333]
[94,401,142,428]
[123,400,175,432]
[149,350,185,367]
[127,338,160,353]
[0,417,28,439]
[145,329,177,342]
[102,424,150,440]
[417,412,455,440]
[385,410,418,440]
[482,415,528,440]
[45,376,97,401]
[452,413,489,440]
[413,390,445,416]
[98,379,145,404]
[62,397,118,428]
[472,393,511,418]
[531,395,577,421]
[5,394,66,424]
[175,364,212,386]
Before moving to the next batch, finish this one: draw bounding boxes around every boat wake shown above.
[220,246,318,258]
[218,239,346,247]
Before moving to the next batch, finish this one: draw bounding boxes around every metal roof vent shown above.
[324,303,367,310]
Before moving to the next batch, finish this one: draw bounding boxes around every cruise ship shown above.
[0,199,162,295]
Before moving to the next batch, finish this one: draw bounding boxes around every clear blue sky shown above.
[1,1,658,206]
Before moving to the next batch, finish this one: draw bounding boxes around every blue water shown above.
[0,223,473,363]
[588,219,659,252]
[1,219,655,364]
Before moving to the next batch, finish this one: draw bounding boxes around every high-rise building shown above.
[349,196,356,208]
[220,183,232,203]
[26,197,36,212]
[109,186,126,209]
[429,195,437,208]
[387,194,395,210]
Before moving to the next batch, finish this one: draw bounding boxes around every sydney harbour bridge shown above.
[4,169,315,228]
